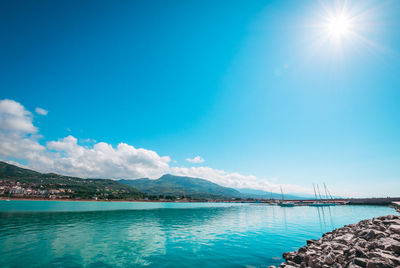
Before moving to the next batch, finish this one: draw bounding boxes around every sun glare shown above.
[306,0,380,64]
[328,15,350,36]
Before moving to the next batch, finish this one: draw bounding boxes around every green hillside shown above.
[0,161,143,200]
[119,174,241,199]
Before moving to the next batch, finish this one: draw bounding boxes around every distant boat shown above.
[279,202,295,207]
[309,202,336,207]
[278,186,295,207]
[310,183,340,206]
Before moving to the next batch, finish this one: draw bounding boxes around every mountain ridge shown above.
[0,161,313,200]
[119,174,241,199]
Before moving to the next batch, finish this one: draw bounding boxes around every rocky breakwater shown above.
[278,214,400,268]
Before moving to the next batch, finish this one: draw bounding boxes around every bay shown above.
[0,200,397,267]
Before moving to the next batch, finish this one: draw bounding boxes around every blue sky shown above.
[1,0,400,197]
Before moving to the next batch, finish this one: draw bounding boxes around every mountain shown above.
[236,188,310,200]
[0,161,143,200]
[0,161,318,201]
[119,174,241,199]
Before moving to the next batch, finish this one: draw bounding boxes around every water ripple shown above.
[0,201,397,267]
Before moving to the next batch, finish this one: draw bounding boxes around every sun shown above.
[327,14,351,37]
[306,0,382,62]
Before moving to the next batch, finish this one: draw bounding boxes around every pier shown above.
[264,197,400,206]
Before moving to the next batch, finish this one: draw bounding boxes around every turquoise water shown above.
[0,201,397,267]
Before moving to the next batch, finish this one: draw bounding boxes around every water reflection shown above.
[316,206,337,234]
[0,204,396,268]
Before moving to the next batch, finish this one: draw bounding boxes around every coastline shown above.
[0,197,222,203]
[3,197,400,207]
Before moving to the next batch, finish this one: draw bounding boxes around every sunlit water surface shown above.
[0,201,397,267]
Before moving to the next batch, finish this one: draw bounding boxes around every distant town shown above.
[0,179,262,202]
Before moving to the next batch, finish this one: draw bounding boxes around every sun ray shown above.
[299,0,391,68]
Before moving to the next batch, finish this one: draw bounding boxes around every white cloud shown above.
[0,132,46,160]
[0,98,310,194]
[35,107,48,116]
[43,136,171,179]
[0,99,37,133]
[169,166,309,194]
[0,99,170,180]
[185,155,205,163]
[0,99,45,161]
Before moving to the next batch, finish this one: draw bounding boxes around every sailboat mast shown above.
[316,184,323,201]
[323,183,331,200]
[324,183,333,200]
[312,183,318,200]
[323,183,329,200]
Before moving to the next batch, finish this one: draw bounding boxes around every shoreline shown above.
[0,197,228,203]
[276,213,400,268]
[3,198,400,207]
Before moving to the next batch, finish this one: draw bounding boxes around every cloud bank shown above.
[0,99,308,194]
[0,99,170,179]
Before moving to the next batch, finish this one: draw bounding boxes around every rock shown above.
[322,245,333,254]
[366,258,393,268]
[376,237,399,251]
[331,242,347,250]
[307,239,319,245]
[347,263,362,268]
[354,246,367,258]
[359,229,383,241]
[283,252,294,260]
[297,246,307,254]
[325,252,336,265]
[392,234,400,242]
[284,262,299,268]
[366,252,382,259]
[311,245,322,251]
[391,242,400,254]
[371,251,400,265]
[292,254,302,264]
[335,253,346,264]
[366,241,381,250]
[389,225,400,235]
[309,256,323,268]
[382,219,400,226]
[355,239,367,248]
[346,248,356,259]
[372,218,382,225]
[334,234,355,244]
[353,258,367,267]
